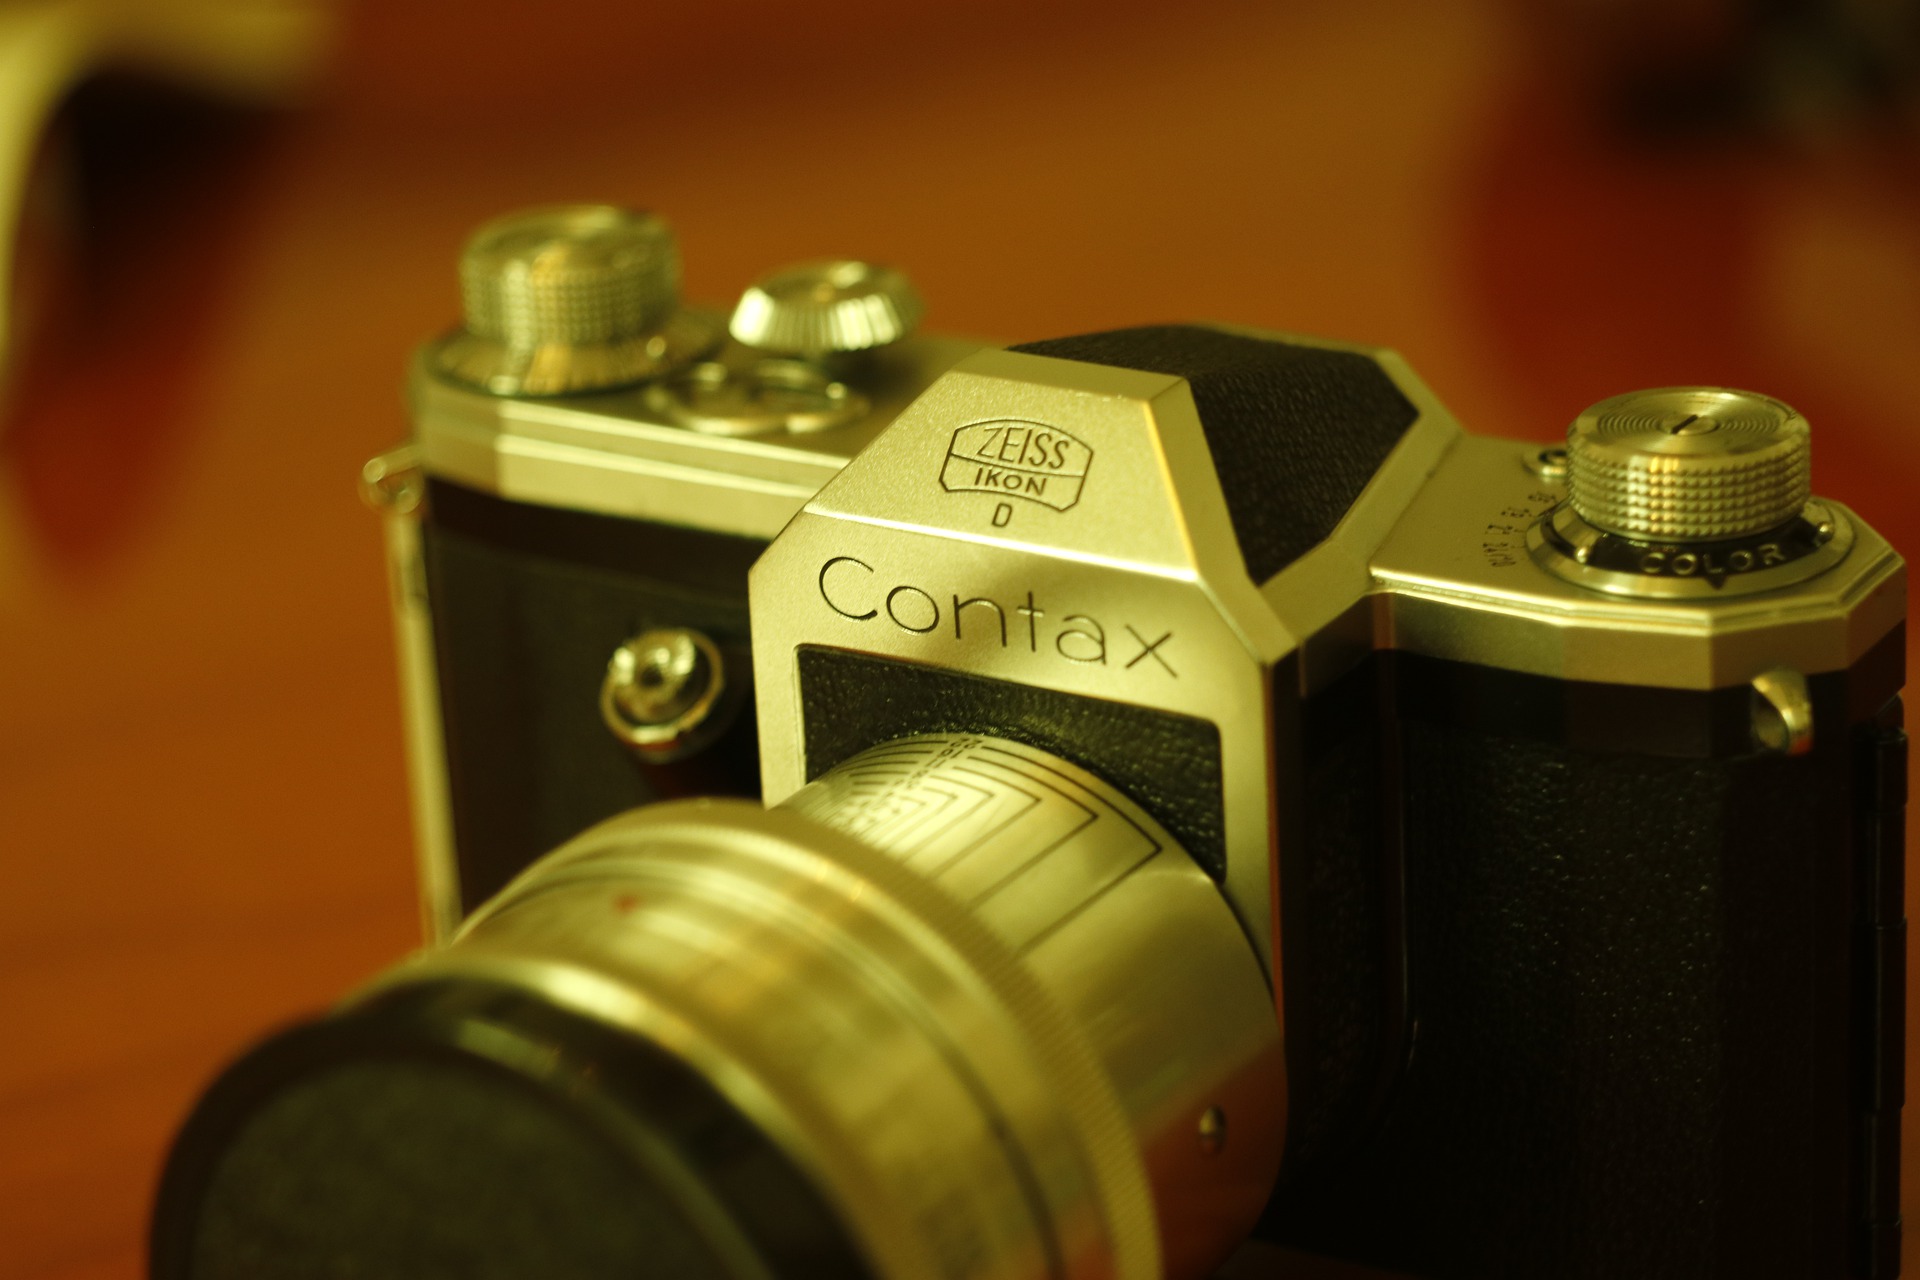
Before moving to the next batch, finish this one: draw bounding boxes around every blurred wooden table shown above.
[4,2,1918,1276]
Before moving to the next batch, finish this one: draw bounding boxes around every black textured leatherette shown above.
[1010,326,1418,583]
[424,480,765,913]
[1265,652,1887,1279]
[795,646,1226,879]
[1278,654,1399,1179]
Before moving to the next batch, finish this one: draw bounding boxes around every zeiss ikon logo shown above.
[940,420,1093,512]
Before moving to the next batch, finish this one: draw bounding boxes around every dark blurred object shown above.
[5,74,290,572]
[0,0,335,573]
[0,0,335,400]
[1217,1242,1414,1279]
[1521,0,1920,138]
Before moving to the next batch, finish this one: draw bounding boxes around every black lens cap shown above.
[152,979,875,1280]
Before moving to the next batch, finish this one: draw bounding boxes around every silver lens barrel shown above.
[163,735,1282,1279]
[373,735,1283,1279]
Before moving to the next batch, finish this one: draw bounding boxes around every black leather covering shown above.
[1010,325,1418,584]
[424,480,765,913]
[1277,655,1401,1181]
[1266,645,1905,1280]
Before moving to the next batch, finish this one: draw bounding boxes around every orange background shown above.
[4,2,1918,1277]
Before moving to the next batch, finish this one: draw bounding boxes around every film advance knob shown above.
[1565,387,1812,542]
[437,205,717,395]
[728,260,923,357]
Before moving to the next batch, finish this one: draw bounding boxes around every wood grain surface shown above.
[3,2,1917,1277]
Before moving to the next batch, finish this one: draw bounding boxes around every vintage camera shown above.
[155,206,1907,1279]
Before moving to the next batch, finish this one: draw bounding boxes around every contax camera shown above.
[153,206,1908,1279]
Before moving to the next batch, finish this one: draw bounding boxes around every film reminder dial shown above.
[1568,387,1809,541]
[1531,387,1851,598]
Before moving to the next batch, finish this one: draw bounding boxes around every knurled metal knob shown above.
[599,627,728,760]
[1566,387,1812,542]
[463,205,677,345]
[436,204,718,395]
[728,260,923,357]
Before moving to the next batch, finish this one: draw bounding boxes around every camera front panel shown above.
[420,478,765,917]
[750,331,1459,988]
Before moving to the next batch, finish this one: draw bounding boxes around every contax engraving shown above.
[817,556,1175,677]
[940,420,1092,512]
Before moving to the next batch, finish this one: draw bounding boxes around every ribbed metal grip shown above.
[729,260,922,356]
[1566,388,1811,542]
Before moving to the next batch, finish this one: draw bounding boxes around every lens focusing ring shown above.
[1566,388,1811,542]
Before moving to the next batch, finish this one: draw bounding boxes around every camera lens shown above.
[155,737,1283,1280]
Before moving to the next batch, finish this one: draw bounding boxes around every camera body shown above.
[178,205,1906,1280]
